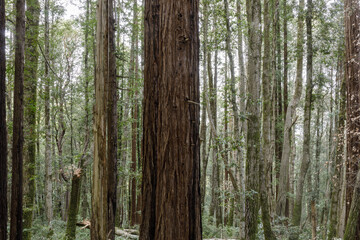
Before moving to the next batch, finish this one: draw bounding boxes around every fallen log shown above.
[115,228,138,239]
[76,221,138,239]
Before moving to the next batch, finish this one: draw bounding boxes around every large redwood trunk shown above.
[140,1,202,239]
[345,0,360,223]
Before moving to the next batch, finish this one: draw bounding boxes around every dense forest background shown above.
[1,0,360,239]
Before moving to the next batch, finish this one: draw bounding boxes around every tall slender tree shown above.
[0,0,7,238]
[245,0,262,238]
[290,0,312,236]
[10,0,26,238]
[140,0,202,239]
[44,0,53,223]
[261,0,276,239]
[23,0,41,238]
[291,0,312,228]
[200,0,209,211]
[328,57,345,240]
[129,0,138,226]
[236,1,246,235]
[277,0,304,217]
[91,0,117,238]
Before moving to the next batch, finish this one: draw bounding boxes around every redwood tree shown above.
[23,0,41,238]
[343,0,360,238]
[140,0,202,239]
[91,0,117,239]
[10,0,25,238]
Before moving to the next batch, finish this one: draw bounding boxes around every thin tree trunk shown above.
[129,0,138,226]
[277,0,304,218]
[245,0,262,238]
[80,0,91,220]
[208,12,221,226]
[236,1,246,236]
[224,0,245,231]
[311,90,323,240]
[289,125,296,218]
[328,58,345,240]
[10,0,25,238]
[0,0,7,237]
[289,0,312,238]
[273,0,283,210]
[23,0,40,238]
[260,0,276,239]
[44,0,53,223]
[200,0,208,213]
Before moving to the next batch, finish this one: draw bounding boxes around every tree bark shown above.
[44,0,53,223]
[245,0,262,238]
[260,0,276,239]
[277,0,304,218]
[343,0,360,237]
[140,0,202,239]
[91,0,117,238]
[0,0,7,237]
[80,0,91,221]
[236,1,246,236]
[344,0,360,227]
[10,0,25,238]
[200,0,208,212]
[23,0,40,238]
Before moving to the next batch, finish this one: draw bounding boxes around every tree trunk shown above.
[80,0,91,221]
[44,0,53,224]
[283,0,288,118]
[106,0,117,236]
[140,0,202,239]
[130,0,138,226]
[10,0,25,238]
[289,125,296,218]
[236,1,246,236]
[311,90,323,240]
[0,0,7,237]
[200,0,208,213]
[274,0,283,209]
[23,0,40,238]
[344,0,360,227]
[260,0,276,239]
[277,0,304,218]
[328,58,345,240]
[245,0,262,238]
[65,170,82,240]
[208,13,221,227]
[289,0,311,238]
[91,0,117,238]
[343,0,360,237]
